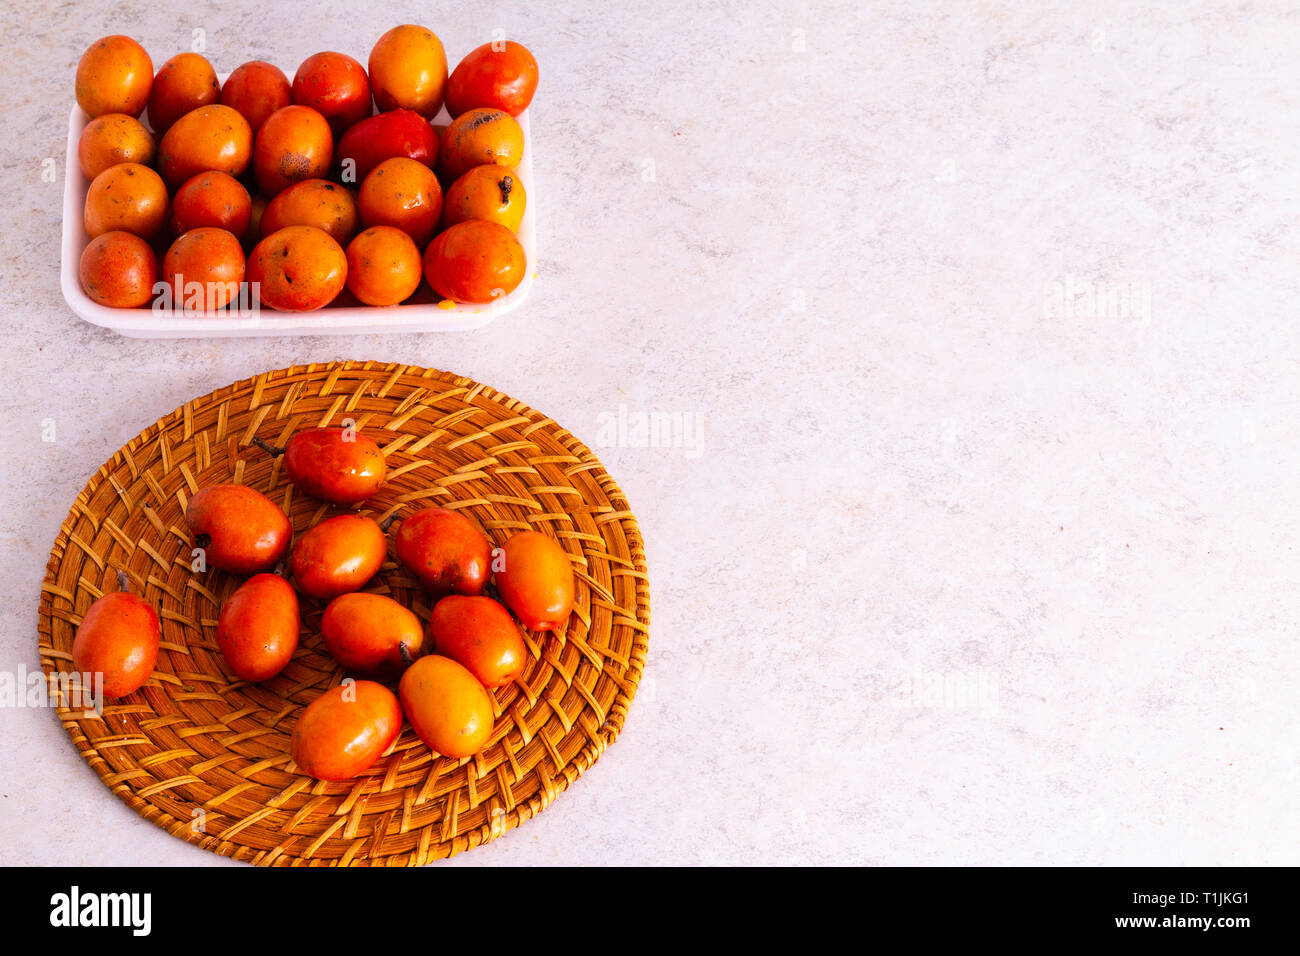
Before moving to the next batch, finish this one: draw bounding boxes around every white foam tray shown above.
[60,77,535,338]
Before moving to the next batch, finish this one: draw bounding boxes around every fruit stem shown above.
[252,436,286,457]
[398,642,414,667]
[378,513,400,533]
[116,569,129,593]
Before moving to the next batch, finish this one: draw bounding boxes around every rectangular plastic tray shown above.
[60,77,535,338]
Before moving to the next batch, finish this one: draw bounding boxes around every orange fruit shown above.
[77,113,155,179]
[345,226,423,305]
[79,231,158,308]
[84,162,168,240]
[75,36,153,119]
[368,25,448,118]
[399,655,494,758]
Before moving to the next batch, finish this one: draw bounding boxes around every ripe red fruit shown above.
[444,41,539,118]
[277,427,387,504]
[336,109,438,184]
[393,507,492,596]
[428,595,526,688]
[185,484,291,575]
[72,589,160,699]
[494,530,575,632]
[292,51,372,135]
[221,60,292,135]
[290,514,387,600]
[290,680,403,780]
[216,574,300,681]
[320,592,424,677]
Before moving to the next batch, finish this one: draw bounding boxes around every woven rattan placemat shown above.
[37,361,650,865]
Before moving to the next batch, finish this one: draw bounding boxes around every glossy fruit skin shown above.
[76,36,153,119]
[157,104,253,190]
[358,157,443,248]
[78,113,155,179]
[423,220,526,303]
[439,108,524,182]
[148,52,219,133]
[162,227,246,310]
[428,595,526,689]
[369,24,448,119]
[292,52,372,136]
[248,225,347,311]
[291,680,402,781]
[80,231,158,308]
[320,592,424,677]
[441,164,525,233]
[169,171,252,237]
[399,654,493,758]
[216,573,299,681]
[336,110,438,185]
[494,530,575,631]
[445,41,539,118]
[393,507,492,596]
[254,105,334,197]
[345,226,422,305]
[72,590,160,699]
[185,484,292,575]
[261,179,358,245]
[221,61,292,135]
[84,163,168,240]
[291,514,386,600]
[282,427,386,503]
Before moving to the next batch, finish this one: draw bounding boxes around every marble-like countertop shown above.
[1,0,1297,865]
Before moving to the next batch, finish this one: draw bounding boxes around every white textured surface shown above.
[2,0,1298,866]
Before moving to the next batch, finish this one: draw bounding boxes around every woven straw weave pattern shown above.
[36,361,650,866]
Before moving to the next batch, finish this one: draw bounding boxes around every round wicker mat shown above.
[37,361,650,866]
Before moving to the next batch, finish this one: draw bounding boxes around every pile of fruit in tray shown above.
[74,26,537,312]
